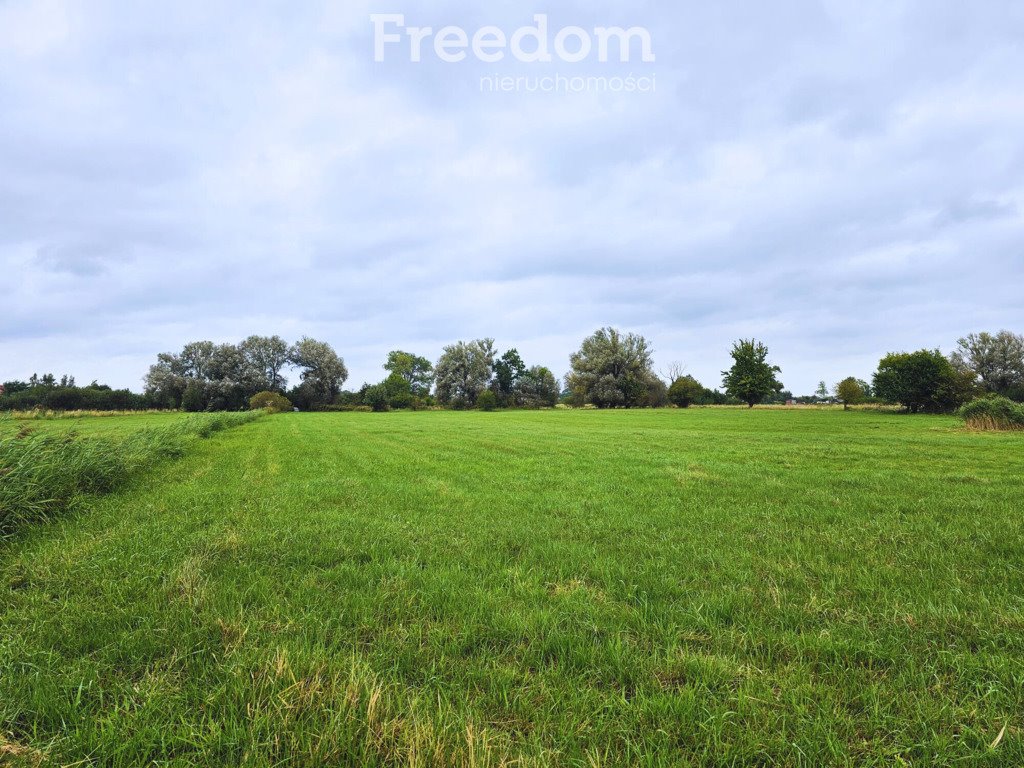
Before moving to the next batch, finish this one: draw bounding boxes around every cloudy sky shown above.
[2,1,1022,394]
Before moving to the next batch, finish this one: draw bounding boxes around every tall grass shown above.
[0,412,261,538]
[3,408,176,420]
[958,395,1024,431]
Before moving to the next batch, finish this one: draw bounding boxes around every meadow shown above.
[1,409,1022,766]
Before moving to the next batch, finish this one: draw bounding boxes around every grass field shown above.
[1,409,1022,766]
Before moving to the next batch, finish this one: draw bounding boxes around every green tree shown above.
[181,379,208,412]
[145,339,264,410]
[646,377,669,408]
[951,331,1024,399]
[835,377,865,410]
[362,383,390,412]
[567,327,658,408]
[384,351,434,397]
[873,349,975,413]
[722,339,783,408]
[815,381,830,401]
[514,366,560,408]
[668,375,704,408]
[240,335,290,392]
[179,341,217,380]
[476,389,498,411]
[144,352,189,408]
[289,338,348,407]
[434,339,496,407]
[382,371,413,409]
[493,349,526,405]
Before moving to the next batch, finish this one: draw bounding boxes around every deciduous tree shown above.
[434,339,496,407]
[384,351,434,397]
[288,337,349,406]
[873,349,974,413]
[951,331,1024,400]
[567,327,658,408]
[722,339,783,408]
[515,366,560,408]
[668,375,704,408]
[493,349,526,405]
[835,377,865,410]
[241,335,290,392]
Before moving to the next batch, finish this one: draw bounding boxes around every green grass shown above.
[0,412,262,537]
[0,411,190,436]
[1,409,1022,766]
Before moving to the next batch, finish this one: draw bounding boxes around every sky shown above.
[2,0,1023,395]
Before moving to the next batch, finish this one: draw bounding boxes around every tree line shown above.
[3,328,1022,414]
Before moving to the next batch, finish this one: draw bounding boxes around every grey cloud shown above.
[35,241,124,275]
[2,0,1023,394]
[934,199,1018,228]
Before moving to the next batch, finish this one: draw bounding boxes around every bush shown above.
[668,376,704,408]
[362,384,391,412]
[477,390,498,411]
[249,391,293,413]
[646,377,669,408]
[958,396,1024,431]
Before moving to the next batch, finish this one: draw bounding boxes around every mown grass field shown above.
[1,409,1022,766]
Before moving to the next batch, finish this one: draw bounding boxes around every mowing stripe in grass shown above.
[1,409,1021,765]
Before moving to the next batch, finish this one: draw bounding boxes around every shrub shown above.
[693,388,740,406]
[249,391,293,413]
[477,390,498,411]
[668,376,704,408]
[958,395,1024,431]
[646,377,669,408]
[363,384,391,412]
